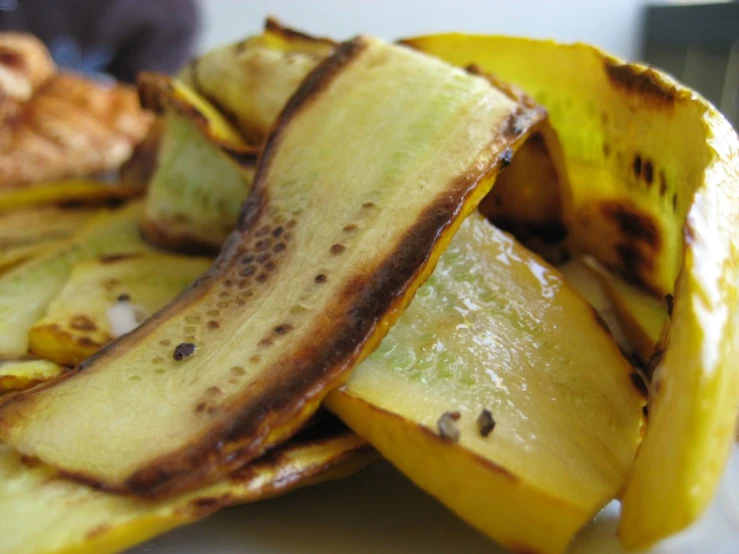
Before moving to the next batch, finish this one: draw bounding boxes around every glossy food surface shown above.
[405,33,739,547]
[328,214,645,554]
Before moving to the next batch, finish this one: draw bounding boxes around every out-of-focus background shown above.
[1,0,737,125]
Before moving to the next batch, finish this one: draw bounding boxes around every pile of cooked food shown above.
[0,18,737,554]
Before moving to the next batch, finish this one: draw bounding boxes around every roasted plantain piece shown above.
[0,72,152,189]
[0,32,55,103]
[137,75,257,253]
[0,203,150,358]
[40,73,151,143]
[405,33,739,548]
[29,253,211,366]
[0,359,65,394]
[0,417,374,554]
[0,206,100,272]
[0,37,543,497]
[326,214,645,554]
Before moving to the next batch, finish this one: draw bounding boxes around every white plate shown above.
[131,445,738,553]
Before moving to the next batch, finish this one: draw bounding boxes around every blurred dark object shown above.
[0,0,199,83]
[642,2,739,128]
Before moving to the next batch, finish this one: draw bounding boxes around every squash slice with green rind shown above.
[29,253,211,366]
[0,202,149,358]
[403,33,739,548]
[0,417,374,554]
[326,214,645,554]
[0,37,543,497]
[137,75,257,254]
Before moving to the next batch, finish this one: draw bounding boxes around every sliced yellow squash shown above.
[588,260,669,367]
[0,417,374,554]
[404,33,739,548]
[181,26,568,259]
[182,19,335,145]
[0,360,65,394]
[137,75,257,253]
[0,179,141,212]
[403,34,690,298]
[0,206,99,272]
[0,37,542,497]
[29,253,211,366]
[0,203,149,358]
[326,214,645,554]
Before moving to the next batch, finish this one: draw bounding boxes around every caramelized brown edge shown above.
[137,72,258,160]
[264,17,338,49]
[138,217,222,257]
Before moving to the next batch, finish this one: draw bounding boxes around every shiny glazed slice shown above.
[0,418,374,554]
[0,203,149,358]
[29,253,211,366]
[326,214,645,554]
[404,33,739,547]
[0,37,542,497]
